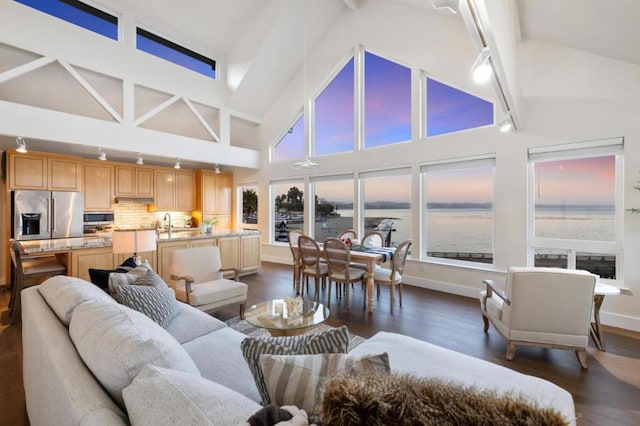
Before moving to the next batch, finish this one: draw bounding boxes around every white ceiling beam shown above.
[0,56,55,84]
[133,95,180,127]
[184,98,220,143]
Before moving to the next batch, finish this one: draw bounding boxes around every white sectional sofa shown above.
[21,276,576,425]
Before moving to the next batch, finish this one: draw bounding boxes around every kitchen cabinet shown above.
[216,173,233,215]
[189,238,216,248]
[154,170,195,212]
[8,151,81,191]
[115,166,154,198]
[156,240,190,283]
[217,236,240,271]
[240,234,261,274]
[83,162,114,211]
[71,247,114,282]
[176,171,195,211]
[197,170,233,228]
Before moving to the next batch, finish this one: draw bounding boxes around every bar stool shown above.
[9,241,66,324]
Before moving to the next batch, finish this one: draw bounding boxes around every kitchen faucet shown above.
[163,213,172,238]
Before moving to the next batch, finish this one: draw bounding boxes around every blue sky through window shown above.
[426,78,494,137]
[15,0,118,40]
[315,58,355,155]
[364,52,412,148]
[273,116,304,162]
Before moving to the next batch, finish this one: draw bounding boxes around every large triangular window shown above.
[272,115,304,163]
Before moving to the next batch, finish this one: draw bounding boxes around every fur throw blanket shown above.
[321,373,568,426]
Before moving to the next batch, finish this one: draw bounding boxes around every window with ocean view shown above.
[528,140,623,280]
[311,176,354,242]
[314,58,354,156]
[272,115,304,163]
[240,185,258,226]
[271,180,304,243]
[422,158,495,264]
[361,169,411,247]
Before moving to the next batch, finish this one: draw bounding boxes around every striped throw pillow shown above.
[240,326,350,405]
[259,352,390,416]
[114,270,179,328]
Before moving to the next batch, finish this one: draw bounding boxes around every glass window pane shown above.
[136,28,216,79]
[312,178,354,242]
[272,181,304,243]
[534,156,615,241]
[362,174,411,246]
[315,58,354,155]
[424,166,493,264]
[364,52,411,148]
[426,78,493,137]
[241,186,258,225]
[577,252,616,279]
[272,116,304,163]
[16,0,118,40]
[534,248,568,269]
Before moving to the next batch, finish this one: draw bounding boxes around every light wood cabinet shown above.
[216,173,233,215]
[84,162,114,211]
[49,158,82,191]
[8,151,82,191]
[197,170,233,227]
[154,170,176,211]
[71,247,115,282]
[156,240,190,283]
[217,236,240,271]
[176,171,195,211]
[115,166,154,198]
[189,238,216,248]
[241,234,261,273]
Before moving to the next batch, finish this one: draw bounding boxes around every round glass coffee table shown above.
[244,299,330,336]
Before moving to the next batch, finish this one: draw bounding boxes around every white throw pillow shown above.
[123,365,260,426]
[39,275,116,326]
[69,300,200,409]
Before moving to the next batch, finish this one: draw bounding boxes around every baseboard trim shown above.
[599,312,640,333]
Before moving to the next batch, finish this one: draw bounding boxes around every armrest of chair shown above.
[219,268,240,281]
[483,279,510,306]
[170,274,194,294]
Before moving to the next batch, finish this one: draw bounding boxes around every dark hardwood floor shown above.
[1,262,639,426]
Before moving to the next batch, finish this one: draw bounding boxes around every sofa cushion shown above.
[241,326,350,405]
[123,365,260,426]
[108,262,152,295]
[39,275,116,326]
[114,270,179,328]
[260,352,390,417]
[164,303,227,344]
[69,300,200,409]
[321,372,566,426]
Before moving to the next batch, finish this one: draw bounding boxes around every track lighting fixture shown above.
[431,0,459,14]
[136,153,144,165]
[98,148,107,161]
[214,164,221,174]
[470,47,492,84]
[15,137,27,153]
[174,159,181,169]
[499,114,513,132]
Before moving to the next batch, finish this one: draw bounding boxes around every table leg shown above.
[367,259,375,314]
[590,294,606,351]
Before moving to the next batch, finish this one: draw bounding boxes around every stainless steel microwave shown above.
[83,212,115,225]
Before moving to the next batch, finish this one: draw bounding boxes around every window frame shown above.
[309,174,355,241]
[526,138,624,283]
[270,179,306,245]
[270,112,304,164]
[421,156,496,268]
[237,183,258,230]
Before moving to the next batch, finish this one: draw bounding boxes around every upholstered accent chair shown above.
[323,237,366,311]
[297,235,329,301]
[374,239,412,313]
[169,246,248,319]
[480,267,597,369]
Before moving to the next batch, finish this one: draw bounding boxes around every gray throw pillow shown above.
[241,326,350,405]
[108,262,152,296]
[114,270,179,328]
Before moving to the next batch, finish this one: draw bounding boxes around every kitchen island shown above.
[18,230,261,283]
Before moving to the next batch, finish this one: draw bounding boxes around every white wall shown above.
[251,0,640,331]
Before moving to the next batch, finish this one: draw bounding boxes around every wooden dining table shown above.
[292,246,388,314]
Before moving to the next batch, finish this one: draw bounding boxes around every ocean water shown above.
[327,207,615,252]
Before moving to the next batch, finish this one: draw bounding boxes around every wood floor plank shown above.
[1,262,638,426]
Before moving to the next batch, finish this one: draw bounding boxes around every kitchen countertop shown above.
[19,230,260,254]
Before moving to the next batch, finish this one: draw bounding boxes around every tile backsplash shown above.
[113,202,194,229]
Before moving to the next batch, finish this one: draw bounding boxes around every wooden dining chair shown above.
[287,230,304,291]
[337,229,358,243]
[298,235,328,302]
[361,231,384,248]
[323,237,365,311]
[374,239,412,313]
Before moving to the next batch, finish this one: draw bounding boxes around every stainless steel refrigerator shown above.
[12,191,84,240]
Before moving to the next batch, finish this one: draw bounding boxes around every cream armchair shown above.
[169,246,248,319]
[480,267,597,369]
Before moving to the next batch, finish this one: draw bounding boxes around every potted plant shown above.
[202,216,218,234]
